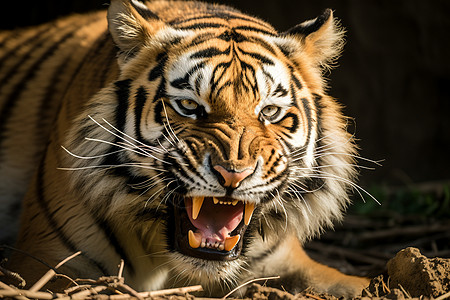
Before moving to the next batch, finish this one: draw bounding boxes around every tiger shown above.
[0,0,370,297]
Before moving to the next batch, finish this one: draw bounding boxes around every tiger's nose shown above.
[213,165,254,188]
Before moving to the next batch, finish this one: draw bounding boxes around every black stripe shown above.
[0,24,51,72]
[130,0,159,20]
[210,61,232,95]
[35,160,108,275]
[251,168,289,198]
[292,74,303,90]
[0,17,98,143]
[114,79,133,133]
[190,46,230,59]
[134,86,148,143]
[153,100,164,125]
[272,84,288,97]
[92,34,116,87]
[238,47,274,65]
[170,62,205,91]
[35,54,72,136]
[178,22,225,30]
[169,15,216,26]
[153,77,167,105]
[217,29,246,43]
[276,43,293,58]
[313,93,323,134]
[170,12,274,31]
[240,61,258,96]
[184,32,216,49]
[278,112,300,134]
[247,36,278,56]
[301,97,312,135]
[233,26,276,36]
[194,73,204,96]
[0,25,56,84]
[173,163,201,187]
[262,68,275,85]
[170,75,192,90]
[284,9,331,37]
[148,52,168,81]
[213,81,233,98]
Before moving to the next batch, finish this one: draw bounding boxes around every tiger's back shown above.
[1,1,369,297]
[0,11,111,243]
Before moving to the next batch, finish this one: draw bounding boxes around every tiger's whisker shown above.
[100,116,169,155]
[58,163,168,172]
[84,137,173,165]
[61,145,127,160]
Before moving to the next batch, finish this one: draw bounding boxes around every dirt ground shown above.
[1,246,449,299]
[1,186,449,299]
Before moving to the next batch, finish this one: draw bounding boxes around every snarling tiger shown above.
[0,0,370,297]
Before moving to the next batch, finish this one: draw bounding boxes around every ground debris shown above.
[1,247,450,300]
[387,247,450,298]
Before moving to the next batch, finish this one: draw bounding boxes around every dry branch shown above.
[29,251,81,292]
[0,280,29,300]
[221,276,280,299]
[0,288,54,299]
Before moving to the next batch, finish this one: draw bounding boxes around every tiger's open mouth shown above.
[173,197,255,260]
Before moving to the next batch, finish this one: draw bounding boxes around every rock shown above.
[387,247,450,297]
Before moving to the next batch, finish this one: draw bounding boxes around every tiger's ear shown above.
[107,0,166,58]
[282,9,345,70]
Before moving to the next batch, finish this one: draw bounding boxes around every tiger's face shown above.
[68,0,350,285]
[114,12,324,261]
[160,34,317,260]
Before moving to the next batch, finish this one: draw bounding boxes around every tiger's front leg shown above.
[256,235,370,298]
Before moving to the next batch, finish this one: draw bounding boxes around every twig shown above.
[381,279,391,294]
[64,284,92,294]
[69,285,108,299]
[140,285,203,297]
[116,282,144,300]
[0,265,26,288]
[0,280,29,300]
[221,276,280,299]
[0,289,54,299]
[117,259,125,279]
[435,291,450,300]
[29,251,81,292]
[305,293,325,300]
[397,284,412,299]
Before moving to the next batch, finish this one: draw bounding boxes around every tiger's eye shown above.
[180,99,199,110]
[261,105,280,118]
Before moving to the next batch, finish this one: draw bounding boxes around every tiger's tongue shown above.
[185,198,243,242]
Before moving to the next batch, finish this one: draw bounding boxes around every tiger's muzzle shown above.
[173,165,257,260]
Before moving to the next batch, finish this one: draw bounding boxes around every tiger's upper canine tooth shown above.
[188,230,202,249]
[232,199,238,206]
[224,235,240,251]
[192,196,204,220]
[213,197,219,204]
[244,202,255,225]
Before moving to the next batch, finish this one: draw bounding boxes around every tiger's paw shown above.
[315,275,370,298]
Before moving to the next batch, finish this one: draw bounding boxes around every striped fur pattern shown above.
[0,0,369,297]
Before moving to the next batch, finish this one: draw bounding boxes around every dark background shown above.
[2,0,449,188]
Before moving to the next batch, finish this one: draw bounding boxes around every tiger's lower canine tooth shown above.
[244,202,255,225]
[188,230,202,249]
[224,235,240,251]
[192,196,204,220]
